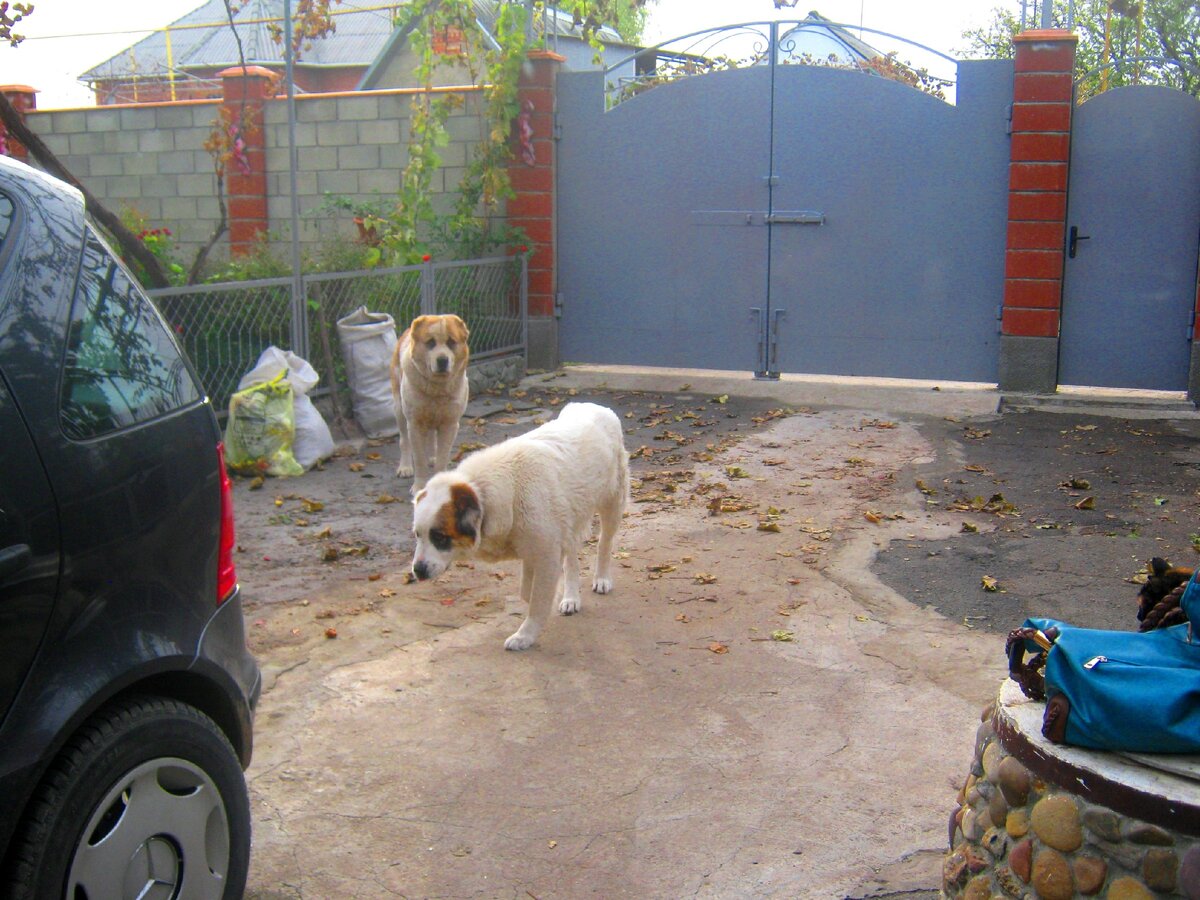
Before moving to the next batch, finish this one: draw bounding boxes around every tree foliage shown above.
[961,0,1200,97]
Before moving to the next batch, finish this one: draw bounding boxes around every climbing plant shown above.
[376,0,652,264]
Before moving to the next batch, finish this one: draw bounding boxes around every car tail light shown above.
[216,442,238,604]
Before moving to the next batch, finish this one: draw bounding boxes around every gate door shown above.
[556,27,1011,379]
[556,66,772,373]
[1059,86,1200,390]
[765,59,1010,380]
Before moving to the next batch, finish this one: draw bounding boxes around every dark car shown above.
[0,155,259,898]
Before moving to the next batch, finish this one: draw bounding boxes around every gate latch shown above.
[765,211,825,225]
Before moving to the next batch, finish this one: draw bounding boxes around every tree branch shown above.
[0,92,171,287]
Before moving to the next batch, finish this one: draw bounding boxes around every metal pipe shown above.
[284,0,307,358]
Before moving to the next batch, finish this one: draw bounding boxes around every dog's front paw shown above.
[504,631,536,651]
[395,462,414,478]
[592,577,613,595]
[559,595,581,615]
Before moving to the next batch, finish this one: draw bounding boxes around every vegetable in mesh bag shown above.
[223,371,304,477]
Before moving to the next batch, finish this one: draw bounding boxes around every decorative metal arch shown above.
[603,19,960,109]
[1073,55,1200,102]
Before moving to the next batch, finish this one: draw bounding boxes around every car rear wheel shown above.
[5,695,250,900]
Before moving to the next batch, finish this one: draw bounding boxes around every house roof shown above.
[780,11,884,63]
[81,0,625,84]
[81,0,398,81]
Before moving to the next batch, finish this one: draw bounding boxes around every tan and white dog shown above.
[410,402,629,650]
[390,314,470,492]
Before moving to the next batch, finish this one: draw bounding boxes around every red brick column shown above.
[998,30,1077,393]
[219,66,274,257]
[0,85,37,162]
[508,50,562,330]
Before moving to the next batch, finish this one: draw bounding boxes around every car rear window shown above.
[59,228,200,439]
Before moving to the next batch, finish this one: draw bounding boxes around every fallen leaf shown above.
[981,575,999,592]
[548,840,558,849]
[302,498,324,513]
[771,630,794,642]
[864,511,882,524]
[322,547,339,562]
[647,563,678,574]
[1074,496,1096,510]
[439,597,455,606]
[324,627,338,638]
[349,462,365,472]
[365,452,382,460]
[757,521,782,533]
[248,476,265,490]
[711,394,728,404]
[725,465,750,479]
[961,522,979,533]
[379,588,396,597]
[375,494,402,504]
[694,572,717,584]
[708,642,729,654]
[915,479,936,495]
[1154,497,1168,506]
[1075,424,1098,431]
[675,613,691,623]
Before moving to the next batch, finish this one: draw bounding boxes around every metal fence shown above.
[150,255,527,414]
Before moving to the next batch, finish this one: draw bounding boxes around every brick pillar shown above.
[219,66,274,257]
[997,30,1078,394]
[0,85,37,162]
[508,50,563,371]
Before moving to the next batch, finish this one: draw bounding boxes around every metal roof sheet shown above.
[81,1,623,82]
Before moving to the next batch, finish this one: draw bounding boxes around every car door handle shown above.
[1068,225,1091,259]
[0,544,32,582]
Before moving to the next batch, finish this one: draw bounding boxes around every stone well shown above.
[945,679,1200,899]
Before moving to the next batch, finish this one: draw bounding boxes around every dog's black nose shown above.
[436,355,450,372]
[413,560,431,581]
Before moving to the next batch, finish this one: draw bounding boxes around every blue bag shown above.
[1013,571,1200,754]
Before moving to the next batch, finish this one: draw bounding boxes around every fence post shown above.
[997,29,1077,395]
[0,85,36,161]
[420,254,435,315]
[507,49,563,371]
[219,66,273,258]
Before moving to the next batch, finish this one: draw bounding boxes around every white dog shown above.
[390,314,470,492]
[410,402,629,650]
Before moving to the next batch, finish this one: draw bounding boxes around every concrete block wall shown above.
[264,87,487,254]
[28,100,225,256]
[22,85,488,270]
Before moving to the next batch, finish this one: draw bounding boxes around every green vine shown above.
[375,1,534,264]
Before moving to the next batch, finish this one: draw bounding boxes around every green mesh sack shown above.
[223,370,303,477]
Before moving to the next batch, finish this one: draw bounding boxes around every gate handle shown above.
[1068,225,1091,259]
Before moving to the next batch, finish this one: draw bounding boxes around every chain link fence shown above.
[150,255,527,415]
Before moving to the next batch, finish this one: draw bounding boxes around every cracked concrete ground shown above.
[236,366,1200,899]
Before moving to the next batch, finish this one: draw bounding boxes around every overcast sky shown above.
[1,0,1013,109]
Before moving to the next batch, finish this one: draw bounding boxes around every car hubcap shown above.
[67,758,230,900]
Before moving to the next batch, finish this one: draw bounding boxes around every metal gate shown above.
[556,23,1013,380]
[1059,85,1200,390]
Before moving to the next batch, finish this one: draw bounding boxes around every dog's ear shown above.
[409,316,432,342]
[450,482,482,542]
[447,314,470,343]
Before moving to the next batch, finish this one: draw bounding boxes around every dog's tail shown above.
[597,405,631,514]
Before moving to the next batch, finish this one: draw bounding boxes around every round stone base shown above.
[944,679,1200,899]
